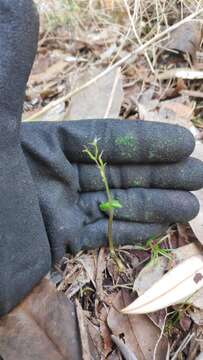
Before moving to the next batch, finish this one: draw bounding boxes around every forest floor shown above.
[27,1,203,358]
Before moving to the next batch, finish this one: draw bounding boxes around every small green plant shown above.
[83,138,124,270]
[135,234,172,265]
[164,301,193,336]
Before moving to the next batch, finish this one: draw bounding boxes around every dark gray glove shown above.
[21,119,203,262]
[1,0,203,319]
[0,0,51,317]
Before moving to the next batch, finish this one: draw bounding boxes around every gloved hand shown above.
[21,119,203,262]
[0,0,51,316]
[1,0,203,320]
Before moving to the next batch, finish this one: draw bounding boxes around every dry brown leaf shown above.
[66,67,123,120]
[29,60,69,86]
[65,262,93,299]
[96,247,107,301]
[190,288,203,311]
[133,257,168,295]
[107,290,168,360]
[137,90,194,128]
[75,299,91,360]
[0,279,81,360]
[86,320,103,360]
[189,307,203,325]
[77,253,97,288]
[99,307,113,357]
[164,22,202,61]
[162,102,194,120]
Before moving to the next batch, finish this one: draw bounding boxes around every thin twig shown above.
[170,332,195,360]
[153,311,171,360]
[25,8,203,122]
[104,67,121,118]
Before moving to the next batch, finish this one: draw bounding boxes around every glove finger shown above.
[21,119,195,164]
[77,157,203,192]
[79,188,199,224]
[75,220,169,252]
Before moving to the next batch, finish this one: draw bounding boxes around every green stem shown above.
[83,141,124,271]
[108,209,115,255]
[100,168,116,255]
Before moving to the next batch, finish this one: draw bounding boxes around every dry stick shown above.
[170,332,195,360]
[26,8,203,123]
[104,67,121,118]
[180,89,203,98]
[153,310,172,360]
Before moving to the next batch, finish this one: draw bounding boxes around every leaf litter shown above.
[21,1,203,359]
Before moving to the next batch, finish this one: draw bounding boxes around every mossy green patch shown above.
[115,134,137,158]
[133,179,143,187]
[115,134,135,147]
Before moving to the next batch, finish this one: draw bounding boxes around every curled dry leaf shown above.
[122,255,203,314]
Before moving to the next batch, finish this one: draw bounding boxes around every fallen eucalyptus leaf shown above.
[122,255,203,314]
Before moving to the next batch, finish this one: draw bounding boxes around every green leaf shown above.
[99,199,122,211]
[99,201,112,211]
[111,199,123,209]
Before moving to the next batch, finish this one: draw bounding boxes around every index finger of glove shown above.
[22,119,195,164]
[66,119,195,163]
[76,157,203,192]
